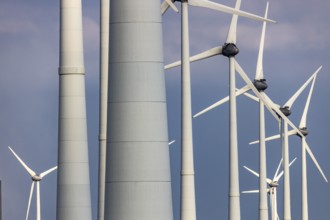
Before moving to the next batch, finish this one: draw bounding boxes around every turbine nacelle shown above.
[269,181,279,188]
[32,175,42,182]
[253,79,268,91]
[279,106,291,117]
[222,43,239,57]
[299,127,309,137]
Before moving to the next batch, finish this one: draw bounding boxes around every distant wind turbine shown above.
[161,0,274,220]
[243,158,297,220]
[163,1,275,219]
[8,146,57,220]
[249,66,328,220]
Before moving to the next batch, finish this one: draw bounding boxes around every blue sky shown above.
[0,0,329,219]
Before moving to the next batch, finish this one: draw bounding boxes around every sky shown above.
[0,0,330,219]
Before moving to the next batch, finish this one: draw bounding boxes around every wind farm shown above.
[0,0,329,220]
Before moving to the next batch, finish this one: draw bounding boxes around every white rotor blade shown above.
[26,181,35,220]
[273,158,283,181]
[36,181,41,220]
[303,138,328,182]
[275,157,297,182]
[242,91,259,102]
[188,0,276,23]
[244,166,259,178]
[168,140,176,146]
[8,146,36,177]
[193,85,250,118]
[255,2,269,80]
[40,166,57,178]
[249,129,297,145]
[235,60,305,137]
[299,66,321,128]
[242,189,259,194]
[161,0,179,15]
[284,68,319,109]
[164,46,222,70]
[225,0,241,44]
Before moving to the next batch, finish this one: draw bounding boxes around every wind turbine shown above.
[8,146,57,220]
[242,158,297,220]
[164,0,271,220]
[249,66,328,220]
[163,1,275,219]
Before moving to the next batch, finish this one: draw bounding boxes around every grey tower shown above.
[104,0,174,219]
[57,0,92,219]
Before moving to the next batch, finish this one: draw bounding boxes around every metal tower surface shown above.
[57,0,92,219]
[104,0,173,219]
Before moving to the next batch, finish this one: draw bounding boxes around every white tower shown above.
[104,0,173,219]
[57,0,92,219]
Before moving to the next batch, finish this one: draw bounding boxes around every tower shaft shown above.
[57,0,92,219]
[104,1,173,219]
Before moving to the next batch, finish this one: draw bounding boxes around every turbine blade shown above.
[249,129,297,145]
[161,0,178,15]
[242,91,259,102]
[225,0,241,44]
[164,46,222,70]
[40,166,57,178]
[168,140,176,146]
[299,66,322,128]
[26,182,35,220]
[193,85,250,118]
[242,189,259,194]
[243,166,260,178]
[275,157,297,181]
[284,68,320,109]
[304,138,328,182]
[273,158,283,180]
[188,0,276,23]
[8,146,36,177]
[255,2,269,80]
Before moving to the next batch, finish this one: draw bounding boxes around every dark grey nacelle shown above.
[222,43,239,57]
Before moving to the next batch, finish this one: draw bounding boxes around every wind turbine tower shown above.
[57,0,92,219]
[104,0,173,219]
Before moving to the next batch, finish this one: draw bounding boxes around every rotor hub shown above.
[299,127,309,137]
[279,106,291,117]
[269,181,279,188]
[32,175,42,182]
[222,43,239,57]
[253,79,268,91]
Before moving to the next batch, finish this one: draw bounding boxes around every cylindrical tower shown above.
[104,0,173,219]
[57,0,92,219]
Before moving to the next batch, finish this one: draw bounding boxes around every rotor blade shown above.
[40,166,57,178]
[299,66,322,128]
[193,85,250,118]
[26,182,35,220]
[36,181,41,220]
[249,129,297,145]
[188,0,276,23]
[242,91,259,102]
[303,138,328,182]
[168,140,176,146]
[225,0,241,44]
[275,157,297,181]
[235,60,305,137]
[242,189,259,194]
[8,146,36,177]
[255,2,269,80]
[284,68,319,109]
[273,158,283,181]
[164,46,222,70]
[161,0,179,15]
[243,166,260,178]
